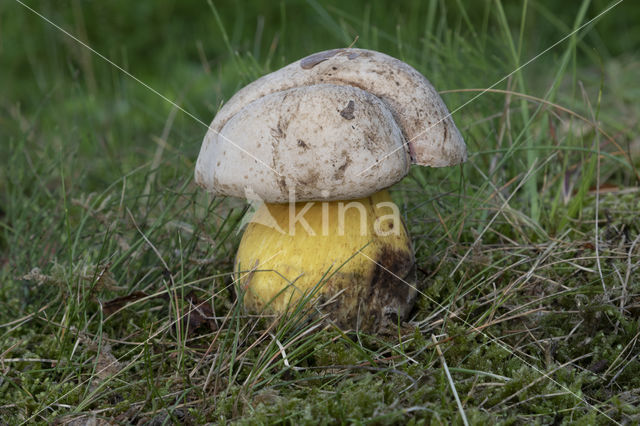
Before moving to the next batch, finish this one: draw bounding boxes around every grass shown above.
[1,0,639,424]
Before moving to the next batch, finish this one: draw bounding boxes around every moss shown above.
[2,1,640,424]
[310,340,363,367]
[237,375,405,425]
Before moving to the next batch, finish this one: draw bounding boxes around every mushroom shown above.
[195,48,467,331]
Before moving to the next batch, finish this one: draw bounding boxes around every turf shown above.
[1,0,639,424]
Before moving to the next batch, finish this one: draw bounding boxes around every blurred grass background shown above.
[1,0,639,424]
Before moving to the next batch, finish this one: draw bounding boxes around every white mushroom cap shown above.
[195,48,467,202]
[196,84,409,202]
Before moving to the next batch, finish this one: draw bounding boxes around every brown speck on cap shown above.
[340,100,355,120]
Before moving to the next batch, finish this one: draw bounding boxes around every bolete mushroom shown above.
[195,48,467,331]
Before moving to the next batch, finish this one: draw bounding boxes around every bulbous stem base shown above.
[234,190,417,331]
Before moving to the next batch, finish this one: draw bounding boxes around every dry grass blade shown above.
[431,335,469,426]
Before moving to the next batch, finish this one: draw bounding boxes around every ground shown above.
[1,0,639,424]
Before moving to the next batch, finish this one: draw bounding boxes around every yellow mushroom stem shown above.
[234,190,416,331]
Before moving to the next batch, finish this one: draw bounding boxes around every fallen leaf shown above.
[101,291,150,316]
[183,291,217,336]
[588,359,609,374]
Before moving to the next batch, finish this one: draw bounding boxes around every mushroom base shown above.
[234,190,417,332]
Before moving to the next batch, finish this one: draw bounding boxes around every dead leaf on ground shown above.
[183,291,217,336]
[101,291,152,316]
